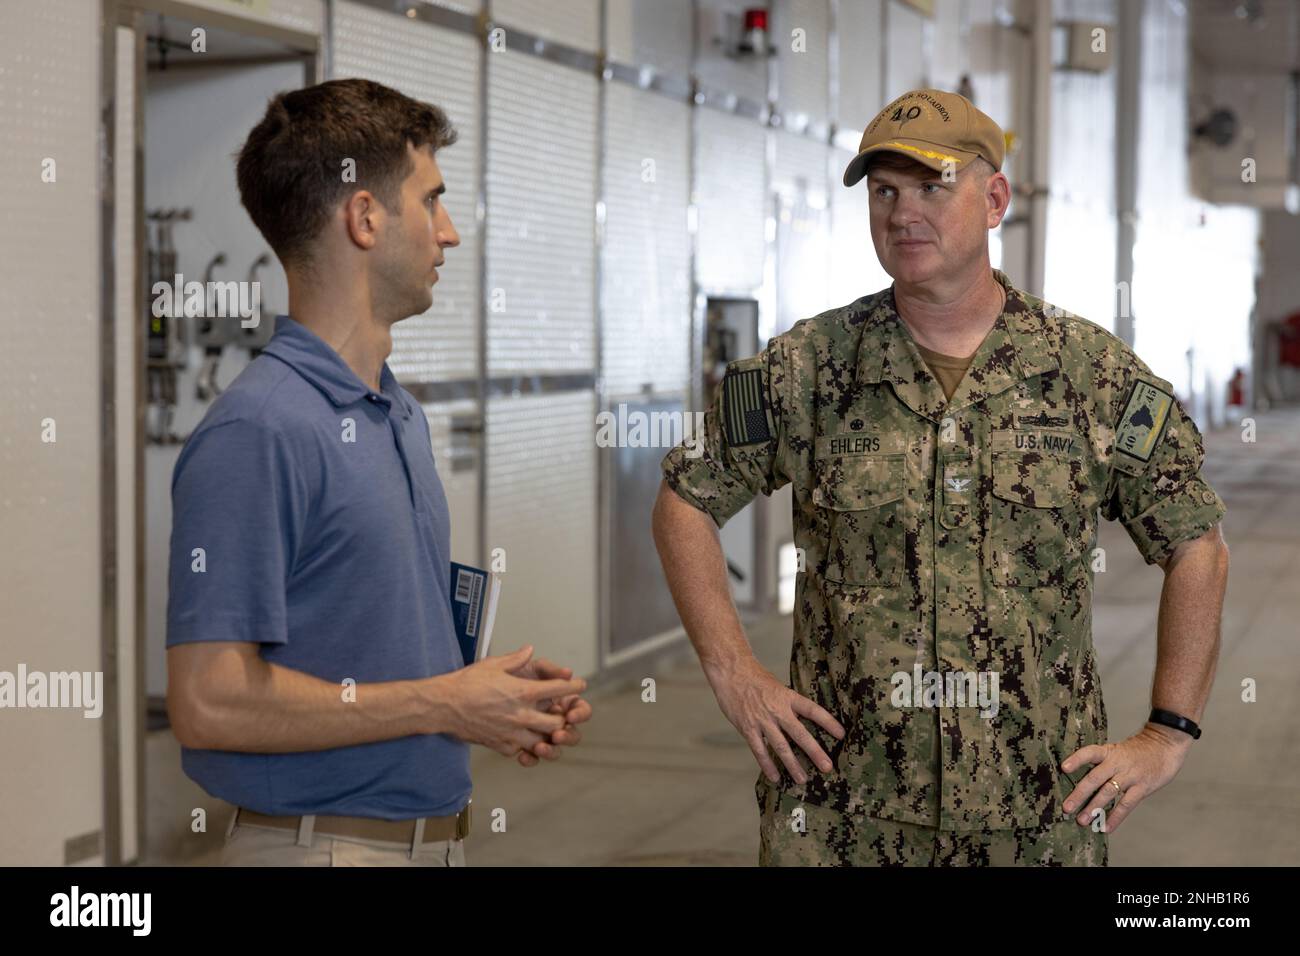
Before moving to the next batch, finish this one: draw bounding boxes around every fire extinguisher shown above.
[1228,368,1245,407]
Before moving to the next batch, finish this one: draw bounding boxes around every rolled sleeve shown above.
[1118,475,1225,565]
[1102,368,1226,565]
[166,418,306,647]
[660,339,790,528]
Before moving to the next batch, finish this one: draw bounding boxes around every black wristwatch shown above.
[1149,708,1202,740]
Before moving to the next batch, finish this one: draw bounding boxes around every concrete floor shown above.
[145,408,1300,866]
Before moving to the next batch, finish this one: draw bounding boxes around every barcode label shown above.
[465,573,484,638]
[455,568,474,603]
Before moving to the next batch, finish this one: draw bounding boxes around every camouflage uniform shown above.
[757,786,1105,866]
[661,269,1225,866]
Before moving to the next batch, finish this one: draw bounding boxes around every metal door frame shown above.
[101,0,321,866]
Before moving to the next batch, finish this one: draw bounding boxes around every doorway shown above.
[116,0,318,865]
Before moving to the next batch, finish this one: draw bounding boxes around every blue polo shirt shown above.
[166,314,471,820]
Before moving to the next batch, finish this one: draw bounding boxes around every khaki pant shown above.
[219,809,467,867]
[759,788,1106,867]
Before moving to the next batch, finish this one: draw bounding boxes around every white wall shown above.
[0,0,106,867]
[115,21,140,866]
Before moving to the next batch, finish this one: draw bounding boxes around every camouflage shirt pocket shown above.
[812,453,905,586]
[987,449,1086,587]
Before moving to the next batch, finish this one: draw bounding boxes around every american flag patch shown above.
[722,368,771,446]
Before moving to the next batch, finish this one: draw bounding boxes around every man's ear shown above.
[343,189,382,251]
[985,172,1011,229]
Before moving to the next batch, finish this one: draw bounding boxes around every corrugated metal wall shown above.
[601,83,692,397]
[607,0,693,75]
[773,127,830,203]
[486,51,598,374]
[421,399,481,570]
[775,0,830,130]
[484,47,599,670]
[836,0,884,147]
[492,0,601,50]
[334,1,482,383]
[486,391,599,675]
[695,111,768,294]
[830,146,889,305]
[773,129,832,331]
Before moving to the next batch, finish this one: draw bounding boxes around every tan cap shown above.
[842,88,1005,187]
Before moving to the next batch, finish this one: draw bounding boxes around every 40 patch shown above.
[1116,376,1173,463]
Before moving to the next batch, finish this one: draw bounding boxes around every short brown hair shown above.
[236,78,457,269]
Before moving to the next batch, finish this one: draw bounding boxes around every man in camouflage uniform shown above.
[652,89,1230,866]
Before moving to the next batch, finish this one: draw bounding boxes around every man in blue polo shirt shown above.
[166,78,590,867]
